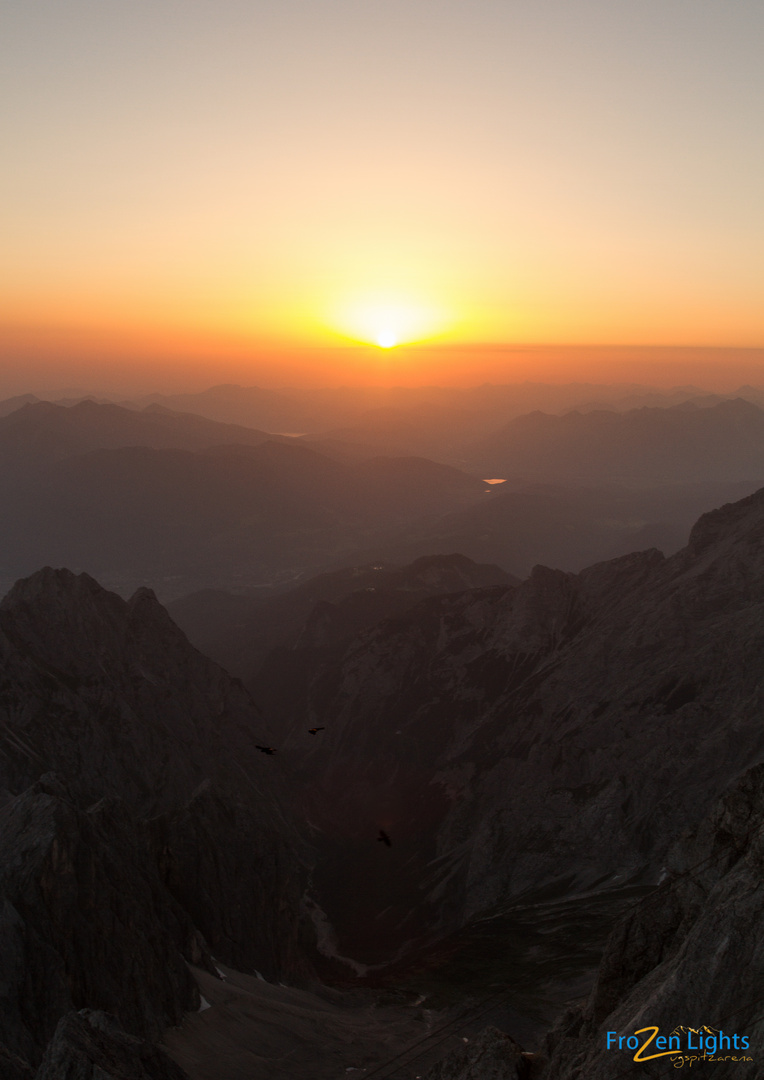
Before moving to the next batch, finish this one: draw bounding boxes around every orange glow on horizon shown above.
[2,315,764,399]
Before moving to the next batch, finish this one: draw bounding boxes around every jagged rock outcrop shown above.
[285,488,764,961]
[0,776,206,1067]
[543,762,764,1078]
[34,1010,190,1080]
[422,1026,535,1080]
[0,568,315,1070]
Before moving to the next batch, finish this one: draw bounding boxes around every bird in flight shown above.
[256,745,277,755]
[308,727,325,735]
[377,829,392,847]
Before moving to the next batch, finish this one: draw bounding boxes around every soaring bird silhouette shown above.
[307,727,325,735]
[377,829,392,847]
[255,745,277,755]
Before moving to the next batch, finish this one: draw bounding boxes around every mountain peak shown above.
[1,566,109,612]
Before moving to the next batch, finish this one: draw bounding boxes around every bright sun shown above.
[376,330,398,349]
[330,293,447,349]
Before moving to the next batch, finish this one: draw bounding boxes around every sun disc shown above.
[329,292,448,349]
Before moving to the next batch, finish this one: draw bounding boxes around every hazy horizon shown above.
[3,343,764,400]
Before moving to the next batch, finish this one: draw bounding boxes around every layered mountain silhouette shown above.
[363,478,759,577]
[119,381,764,442]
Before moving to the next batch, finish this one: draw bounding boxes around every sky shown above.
[1,0,763,390]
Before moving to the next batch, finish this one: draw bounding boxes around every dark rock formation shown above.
[34,1010,190,1080]
[543,762,764,1078]
[3,475,764,1075]
[422,1026,535,1080]
[0,776,204,1066]
[0,567,274,812]
[148,784,309,977]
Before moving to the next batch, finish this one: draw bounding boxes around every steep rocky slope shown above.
[283,487,764,964]
[542,761,764,1078]
[0,567,276,809]
[3,479,764,1076]
[424,763,764,1079]
[34,1010,190,1080]
[0,568,313,1073]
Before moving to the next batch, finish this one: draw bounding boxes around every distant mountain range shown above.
[0,399,278,470]
[3,398,763,599]
[0,401,495,597]
[466,398,764,482]
[4,379,764,445]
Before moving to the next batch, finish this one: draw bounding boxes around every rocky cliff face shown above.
[0,568,314,1073]
[420,761,764,1079]
[0,776,206,1067]
[543,761,764,1078]
[285,488,764,961]
[242,553,515,735]
[0,567,275,811]
[34,1010,191,1080]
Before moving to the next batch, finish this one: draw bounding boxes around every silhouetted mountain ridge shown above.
[0,399,278,472]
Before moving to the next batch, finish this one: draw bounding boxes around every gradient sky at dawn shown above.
[2,0,763,387]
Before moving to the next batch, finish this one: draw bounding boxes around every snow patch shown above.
[301,894,372,977]
[198,996,212,1012]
